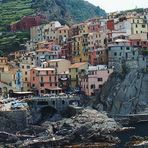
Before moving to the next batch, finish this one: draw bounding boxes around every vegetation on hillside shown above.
[31,0,106,23]
[0,0,106,55]
[1,0,34,32]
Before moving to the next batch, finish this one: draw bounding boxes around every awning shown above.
[60,78,68,81]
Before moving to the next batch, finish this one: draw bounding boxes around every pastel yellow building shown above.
[57,25,69,45]
[78,22,89,35]
[72,34,89,63]
[128,18,148,34]
[0,69,17,88]
[20,63,34,91]
[0,57,10,72]
[44,59,71,74]
[69,62,89,88]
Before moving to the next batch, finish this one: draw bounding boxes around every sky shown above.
[87,0,148,13]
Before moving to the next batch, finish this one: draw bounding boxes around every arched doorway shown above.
[9,89,14,98]
[3,87,8,98]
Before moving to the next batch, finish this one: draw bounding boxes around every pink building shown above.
[80,66,113,96]
[30,67,62,95]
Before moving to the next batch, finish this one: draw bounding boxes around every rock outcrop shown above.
[0,108,121,147]
[93,69,148,116]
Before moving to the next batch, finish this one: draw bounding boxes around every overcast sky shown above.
[87,0,148,12]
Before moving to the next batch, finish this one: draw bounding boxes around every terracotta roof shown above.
[36,49,52,52]
[69,62,87,69]
[57,25,69,30]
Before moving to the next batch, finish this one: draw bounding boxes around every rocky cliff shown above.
[0,108,121,147]
[93,69,148,116]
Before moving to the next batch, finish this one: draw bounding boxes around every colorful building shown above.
[30,21,61,42]
[71,34,89,63]
[89,48,108,65]
[56,25,69,45]
[15,69,23,91]
[69,62,89,88]
[30,67,61,95]
[0,57,9,72]
[108,39,146,71]
[43,59,71,74]
[80,65,113,96]
[36,49,59,66]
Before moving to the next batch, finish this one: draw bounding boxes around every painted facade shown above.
[69,62,89,88]
[80,66,113,96]
[30,67,61,95]
[43,59,71,74]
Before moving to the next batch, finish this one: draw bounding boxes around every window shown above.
[114,52,117,56]
[126,47,130,50]
[22,65,24,69]
[27,66,30,69]
[136,24,138,28]
[108,47,111,50]
[142,24,145,28]
[46,71,48,75]
[25,77,27,81]
[56,62,58,67]
[91,84,95,89]
[99,85,103,88]
[52,101,55,105]
[41,76,44,81]
[62,100,65,105]
[33,77,35,81]
[76,68,78,72]
[25,71,27,75]
[98,78,103,81]
[40,83,44,87]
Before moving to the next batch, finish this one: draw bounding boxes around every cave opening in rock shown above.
[40,106,57,122]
